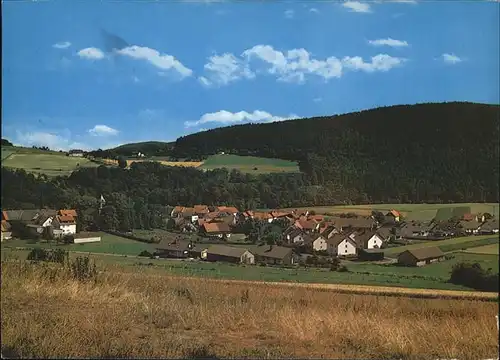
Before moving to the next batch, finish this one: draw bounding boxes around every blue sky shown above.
[2,0,499,151]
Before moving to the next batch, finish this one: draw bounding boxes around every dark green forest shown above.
[172,102,499,203]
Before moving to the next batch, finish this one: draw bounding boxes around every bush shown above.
[27,248,68,264]
[69,256,98,282]
[138,250,153,258]
[449,262,499,292]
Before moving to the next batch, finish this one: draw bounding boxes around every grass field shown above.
[1,260,498,359]
[1,233,153,256]
[3,237,499,292]
[273,203,499,221]
[101,154,300,174]
[463,243,499,255]
[383,235,498,257]
[2,147,99,177]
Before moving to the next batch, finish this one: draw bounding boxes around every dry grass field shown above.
[1,260,498,359]
[101,158,204,168]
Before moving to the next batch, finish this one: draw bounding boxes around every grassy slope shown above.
[1,260,498,359]
[383,235,497,257]
[463,243,499,255]
[199,154,300,174]
[1,146,99,176]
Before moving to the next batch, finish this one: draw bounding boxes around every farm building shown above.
[73,234,101,244]
[201,244,255,264]
[200,222,231,239]
[250,245,295,265]
[156,238,199,258]
[478,219,499,234]
[397,247,445,267]
[67,149,84,157]
[385,210,401,223]
[459,220,481,235]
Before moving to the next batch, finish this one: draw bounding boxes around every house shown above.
[478,219,499,234]
[327,234,357,257]
[385,210,401,223]
[171,206,185,218]
[400,222,432,239]
[353,230,384,250]
[202,245,255,264]
[58,209,77,218]
[1,220,12,241]
[270,210,292,220]
[200,222,231,239]
[193,205,209,216]
[375,226,393,242]
[253,212,274,223]
[295,219,320,233]
[330,217,376,231]
[320,225,340,239]
[181,208,198,223]
[53,215,77,235]
[216,206,239,216]
[156,238,198,259]
[284,228,310,245]
[397,247,445,267]
[311,234,328,252]
[459,220,481,235]
[250,245,295,265]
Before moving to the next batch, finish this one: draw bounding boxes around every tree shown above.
[118,156,127,169]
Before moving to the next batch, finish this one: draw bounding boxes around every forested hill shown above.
[173,102,499,202]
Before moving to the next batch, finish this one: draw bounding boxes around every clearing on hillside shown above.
[2,152,99,176]
[199,154,300,174]
[271,203,499,221]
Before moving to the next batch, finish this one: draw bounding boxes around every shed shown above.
[202,244,254,264]
[397,247,445,267]
[358,248,385,261]
[250,245,295,265]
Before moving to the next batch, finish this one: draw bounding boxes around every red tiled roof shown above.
[59,209,77,217]
[57,215,75,224]
[253,212,273,220]
[217,206,239,214]
[389,210,400,217]
[202,222,231,233]
[462,213,474,221]
[194,205,209,213]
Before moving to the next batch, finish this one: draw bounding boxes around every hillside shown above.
[172,102,500,203]
[95,141,175,158]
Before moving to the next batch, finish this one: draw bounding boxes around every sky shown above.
[2,0,499,151]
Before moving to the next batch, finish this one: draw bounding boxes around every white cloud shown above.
[284,9,295,19]
[77,47,105,60]
[88,125,119,137]
[200,45,406,86]
[199,53,255,86]
[388,0,417,3]
[342,54,405,72]
[342,1,371,13]
[184,110,299,128]
[313,97,323,103]
[368,38,409,47]
[53,41,71,49]
[15,131,90,151]
[115,46,193,78]
[442,53,462,64]
[309,8,319,13]
[243,45,344,83]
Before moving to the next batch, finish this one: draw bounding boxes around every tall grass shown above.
[1,260,498,359]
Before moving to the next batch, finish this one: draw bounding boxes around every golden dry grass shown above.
[1,260,498,359]
[101,158,203,168]
[463,243,500,255]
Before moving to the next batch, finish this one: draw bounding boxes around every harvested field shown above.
[102,158,203,168]
[1,260,498,359]
[2,153,99,176]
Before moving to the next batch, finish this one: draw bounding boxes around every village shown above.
[2,204,498,268]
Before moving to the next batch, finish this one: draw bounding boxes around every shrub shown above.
[69,256,98,282]
[449,262,499,292]
[27,248,68,264]
[139,250,153,258]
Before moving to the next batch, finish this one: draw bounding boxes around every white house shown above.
[312,235,328,252]
[327,235,357,257]
[55,215,77,235]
